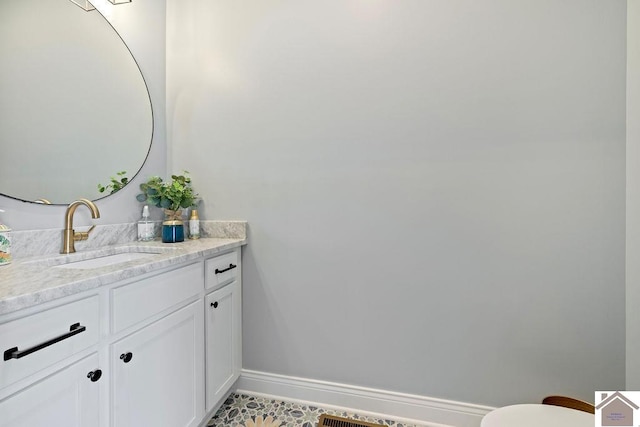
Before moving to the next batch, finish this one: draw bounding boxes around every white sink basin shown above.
[23,245,178,270]
[57,252,158,269]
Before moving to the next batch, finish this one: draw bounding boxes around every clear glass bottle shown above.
[137,205,154,241]
[189,209,200,240]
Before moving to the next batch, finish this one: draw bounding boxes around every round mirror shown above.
[0,0,152,204]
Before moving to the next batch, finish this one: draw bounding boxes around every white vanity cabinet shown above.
[0,295,102,427]
[204,250,242,412]
[0,353,102,427]
[111,300,204,427]
[205,281,241,411]
[0,243,244,427]
[109,261,206,427]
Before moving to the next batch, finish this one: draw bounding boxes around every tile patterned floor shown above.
[207,393,427,427]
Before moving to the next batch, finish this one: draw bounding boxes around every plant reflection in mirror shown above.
[98,171,129,195]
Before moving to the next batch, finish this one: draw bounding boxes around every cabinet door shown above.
[0,353,102,427]
[205,280,241,412]
[111,300,204,427]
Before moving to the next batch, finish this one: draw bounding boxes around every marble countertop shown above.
[0,237,246,316]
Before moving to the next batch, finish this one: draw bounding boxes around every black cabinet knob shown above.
[87,369,102,382]
[211,301,219,308]
[120,352,133,363]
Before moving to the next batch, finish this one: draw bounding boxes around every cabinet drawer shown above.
[205,250,239,290]
[111,262,203,334]
[0,295,99,389]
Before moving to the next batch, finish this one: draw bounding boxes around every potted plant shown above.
[136,172,198,243]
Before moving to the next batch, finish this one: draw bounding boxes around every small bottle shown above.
[137,205,154,241]
[189,209,200,240]
[0,209,11,266]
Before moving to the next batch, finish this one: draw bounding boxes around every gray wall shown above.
[0,0,627,409]
[0,0,167,231]
[168,1,626,406]
[628,0,640,390]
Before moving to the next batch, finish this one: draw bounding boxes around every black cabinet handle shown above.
[120,352,133,363]
[211,301,219,308]
[3,323,86,361]
[87,369,102,382]
[215,263,237,274]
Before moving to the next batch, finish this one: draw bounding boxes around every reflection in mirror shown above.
[70,0,132,11]
[70,0,95,11]
[0,0,152,204]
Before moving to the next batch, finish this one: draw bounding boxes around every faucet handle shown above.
[74,225,96,242]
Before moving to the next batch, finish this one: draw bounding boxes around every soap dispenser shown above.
[189,209,200,240]
[0,209,11,266]
[137,205,154,241]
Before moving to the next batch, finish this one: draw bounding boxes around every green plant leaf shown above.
[97,171,129,195]
[137,172,198,211]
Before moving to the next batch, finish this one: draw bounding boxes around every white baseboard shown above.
[237,370,494,427]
